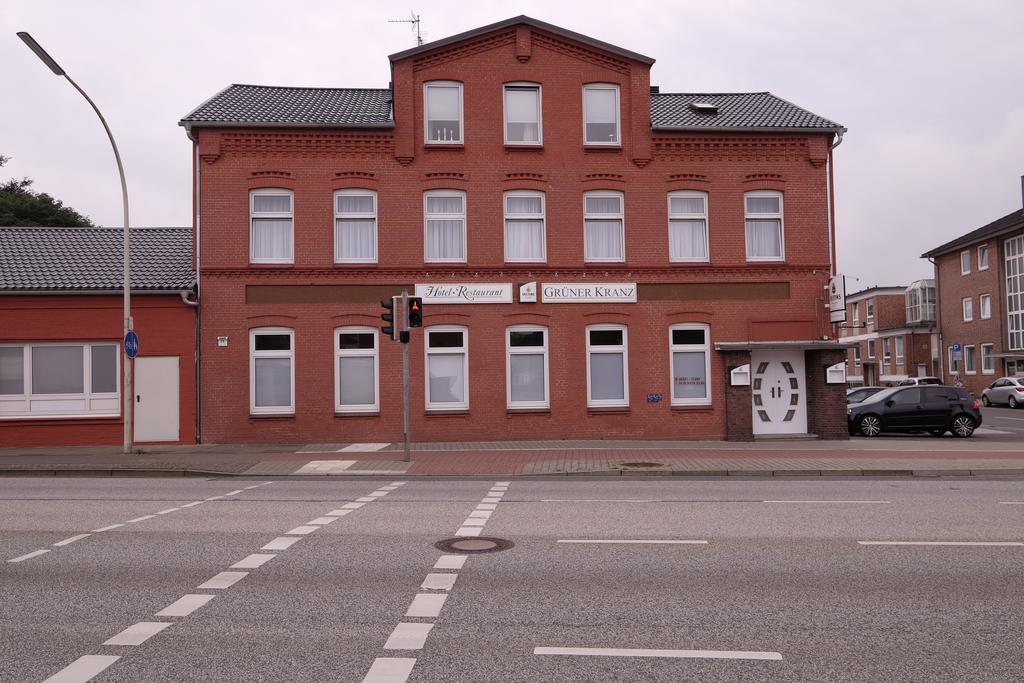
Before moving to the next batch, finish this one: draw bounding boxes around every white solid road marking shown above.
[198,571,249,589]
[205,495,225,501]
[103,621,172,646]
[231,553,276,570]
[558,539,709,545]
[225,490,244,496]
[286,525,320,535]
[42,654,121,683]
[156,508,180,514]
[534,646,782,661]
[421,573,458,591]
[8,549,50,563]
[339,442,390,452]
[858,541,1024,547]
[126,515,156,523]
[91,524,124,533]
[542,499,660,503]
[155,594,215,618]
[764,500,890,504]
[363,657,416,683]
[383,623,434,650]
[325,509,354,517]
[263,536,302,551]
[405,593,448,618]
[53,534,91,547]
[307,516,337,525]
[455,527,483,537]
[1000,502,1024,505]
[434,555,467,570]
[181,501,203,508]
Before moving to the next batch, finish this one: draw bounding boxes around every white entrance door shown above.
[134,356,179,442]
[751,351,808,435]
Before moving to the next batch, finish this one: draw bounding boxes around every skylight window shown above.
[690,102,718,114]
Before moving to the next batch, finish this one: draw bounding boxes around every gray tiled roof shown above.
[0,227,195,292]
[922,208,1024,258]
[180,84,394,128]
[651,92,844,132]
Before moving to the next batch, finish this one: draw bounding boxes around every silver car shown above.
[981,377,1024,408]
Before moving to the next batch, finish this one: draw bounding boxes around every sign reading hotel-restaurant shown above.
[541,283,637,304]
[414,282,638,304]
[415,283,513,304]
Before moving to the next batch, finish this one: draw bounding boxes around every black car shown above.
[847,385,982,437]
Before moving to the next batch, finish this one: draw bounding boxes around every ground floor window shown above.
[964,345,976,374]
[981,343,995,374]
[669,324,711,405]
[0,342,119,418]
[250,328,294,415]
[426,326,468,410]
[586,325,628,407]
[895,337,905,365]
[948,345,961,375]
[335,327,378,412]
[506,326,548,409]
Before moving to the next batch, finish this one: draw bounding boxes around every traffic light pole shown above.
[401,290,411,463]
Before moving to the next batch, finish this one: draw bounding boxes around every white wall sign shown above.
[415,283,513,304]
[828,275,847,323]
[518,281,537,303]
[730,364,751,386]
[541,283,637,304]
[826,362,847,384]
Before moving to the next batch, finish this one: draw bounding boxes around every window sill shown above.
[249,263,294,268]
[587,406,630,415]
[333,262,380,267]
[424,143,465,150]
[424,409,470,417]
[334,411,380,418]
[506,407,551,415]
[583,145,622,152]
[0,414,120,422]
[671,404,714,412]
[505,144,543,151]
[249,413,295,420]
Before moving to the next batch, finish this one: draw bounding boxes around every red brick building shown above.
[924,188,1024,396]
[841,283,938,386]
[0,227,197,446]
[181,16,848,443]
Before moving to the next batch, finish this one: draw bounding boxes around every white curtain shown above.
[426,220,465,260]
[426,195,463,214]
[670,196,704,214]
[506,195,542,214]
[746,196,780,214]
[505,220,544,260]
[90,345,118,393]
[254,358,291,407]
[745,220,781,258]
[32,346,84,394]
[672,351,708,400]
[252,219,293,260]
[426,86,460,141]
[584,88,617,142]
[338,356,375,406]
[585,220,623,260]
[669,220,707,259]
[585,195,621,214]
[590,352,624,400]
[337,194,374,213]
[0,347,24,395]
[253,194,291,213]
[336,219,376,260]
[428,354,465,404]
[510,354,545,402]
[506,88,539,142]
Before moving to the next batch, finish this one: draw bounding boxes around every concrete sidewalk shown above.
[0,438,1022,477]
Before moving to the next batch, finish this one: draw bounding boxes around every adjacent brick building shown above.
[841,283,938,386]
[180,15,849,443]
[0,227,197,446]
[924,186,1024,396]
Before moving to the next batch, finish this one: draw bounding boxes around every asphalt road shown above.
[4,477,1024,682]
[979,404,1024,437]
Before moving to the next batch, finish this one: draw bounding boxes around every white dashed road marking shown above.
[8,549,50,563]
[155,594,215,618]
[363,657,417,683]
[406,593,448,617]
[421,573,457,591]
[858,541,1024,547]
[231,553,277,570]
[262,536,302,551]
[307,516,338,525]
[103,622,172,646]
[434,555,467,570]
[42,655,121,683]
[53,534,90,547]
[286,525,319,535]
[198,571,249,589]
[384,623,434,650]
[534,646,783,661]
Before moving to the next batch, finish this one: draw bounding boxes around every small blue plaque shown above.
[124,331,139,359]
[646,393,663,403]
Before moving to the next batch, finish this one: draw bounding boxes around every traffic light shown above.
[380,296,398,341]
[408,297,423,328]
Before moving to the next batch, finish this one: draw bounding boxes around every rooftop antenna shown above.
[388,12,423,46]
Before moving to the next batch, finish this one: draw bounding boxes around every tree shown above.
[0,154,94,227]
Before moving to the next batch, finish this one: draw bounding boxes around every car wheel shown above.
[1010,396,1019,409]
[951,414,976,437]
[857,414,882,437]
[928,429,945,437]
[982,395,991,407]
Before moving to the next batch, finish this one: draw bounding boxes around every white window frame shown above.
[961,249,971,275]
[582,83,621,145]
[981,343,995,374]
[964,345,977,374]
[249,189,294,264]
[963,297,974,322]
[334,327,378,413]
[505,325,549,410]
[503,190,546,262]
[423,190,467,263]
[980,293,992,320]
[895,336,905,365]
[744,191,785,262]
[978,244,990,271]
[883,338,891,363]
[0,342,120,419]
[854,345,861,366]
[852,303,860,325]
[425,326,469,411]
[503,83,542,146]
[249,327,295,415]
[669,324,711,406]
[333,189,377,264]
[667,191,709,263]
[423,81,463,144]
[586,324,629,408]
[948,345,961,374]
[868,340,876,359]
[583,190,625,263]
[866,299,875,322]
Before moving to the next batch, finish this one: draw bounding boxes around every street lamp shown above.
[17,32,134,454]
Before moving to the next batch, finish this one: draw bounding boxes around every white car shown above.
[981,377,1024,408]
[896,376,943,386]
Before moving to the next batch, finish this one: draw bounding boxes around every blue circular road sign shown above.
[124,331,139,359]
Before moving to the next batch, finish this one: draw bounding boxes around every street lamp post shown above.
[18,32,134,454]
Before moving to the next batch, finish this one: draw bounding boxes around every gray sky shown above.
[3,0,1022,288]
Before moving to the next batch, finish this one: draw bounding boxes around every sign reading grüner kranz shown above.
[541,283,637,303]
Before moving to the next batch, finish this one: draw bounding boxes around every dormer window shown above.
[424,81,463,144]
[583,84,620,145]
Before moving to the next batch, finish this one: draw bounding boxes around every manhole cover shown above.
[620,462,665,468]
[434,537,514,554]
